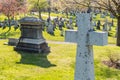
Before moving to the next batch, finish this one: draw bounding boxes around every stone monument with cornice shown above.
[14,17,50,53]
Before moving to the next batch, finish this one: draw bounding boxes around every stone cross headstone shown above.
[110,13,115,18]
[108,23,112,31]
[96,20,101,30]
[47,21,54,35]
[100,13,105,18]
[111,19,114,26]
[103,19,108,31]
[65,13,108,80]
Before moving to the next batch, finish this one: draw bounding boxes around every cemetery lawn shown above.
[0,40,120,80]
[0,13,118,43]
[0,27,116,44]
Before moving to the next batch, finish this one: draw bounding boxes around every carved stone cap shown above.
[19,17,43,26]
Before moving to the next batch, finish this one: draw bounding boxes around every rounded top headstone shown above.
[19,17,43,26]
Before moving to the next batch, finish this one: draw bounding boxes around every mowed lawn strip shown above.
[0,40,120,80]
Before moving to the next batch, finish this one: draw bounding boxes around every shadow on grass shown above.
[16,51,56,68]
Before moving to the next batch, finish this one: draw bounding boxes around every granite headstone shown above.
[14,17,50,53]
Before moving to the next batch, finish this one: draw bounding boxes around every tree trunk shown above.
[48,7,51,19]
[39,10,42,20]
[116,17,120,46]
[48,11,51,19]
[7,16,11,32]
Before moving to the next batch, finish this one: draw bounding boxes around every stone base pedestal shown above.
[14,38,50,54]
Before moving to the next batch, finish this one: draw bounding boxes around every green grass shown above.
[42,12,67,18]
[108,37,116,44]
[0,40,120,80]
[0,12,118,43]
[0,11,119,80]
[0,40,75,80]
[0,27,20,39]
[0,27,64,41]
[43,30,64,41]
[0,27,117,44]
[0,14,7,21]
[94,45,120,80]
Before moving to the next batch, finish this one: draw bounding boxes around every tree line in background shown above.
[0,0,120,46]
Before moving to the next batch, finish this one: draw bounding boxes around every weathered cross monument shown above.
[65,13,108,80]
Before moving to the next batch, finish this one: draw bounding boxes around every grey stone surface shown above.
[65,30,77,43]
[65,13,108,80]
[47,22,54,35]
[19,17,43,25]
[8,38,18,46]
[14,17,50,53]
[100,13,105,18]
[89,31,108,46]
